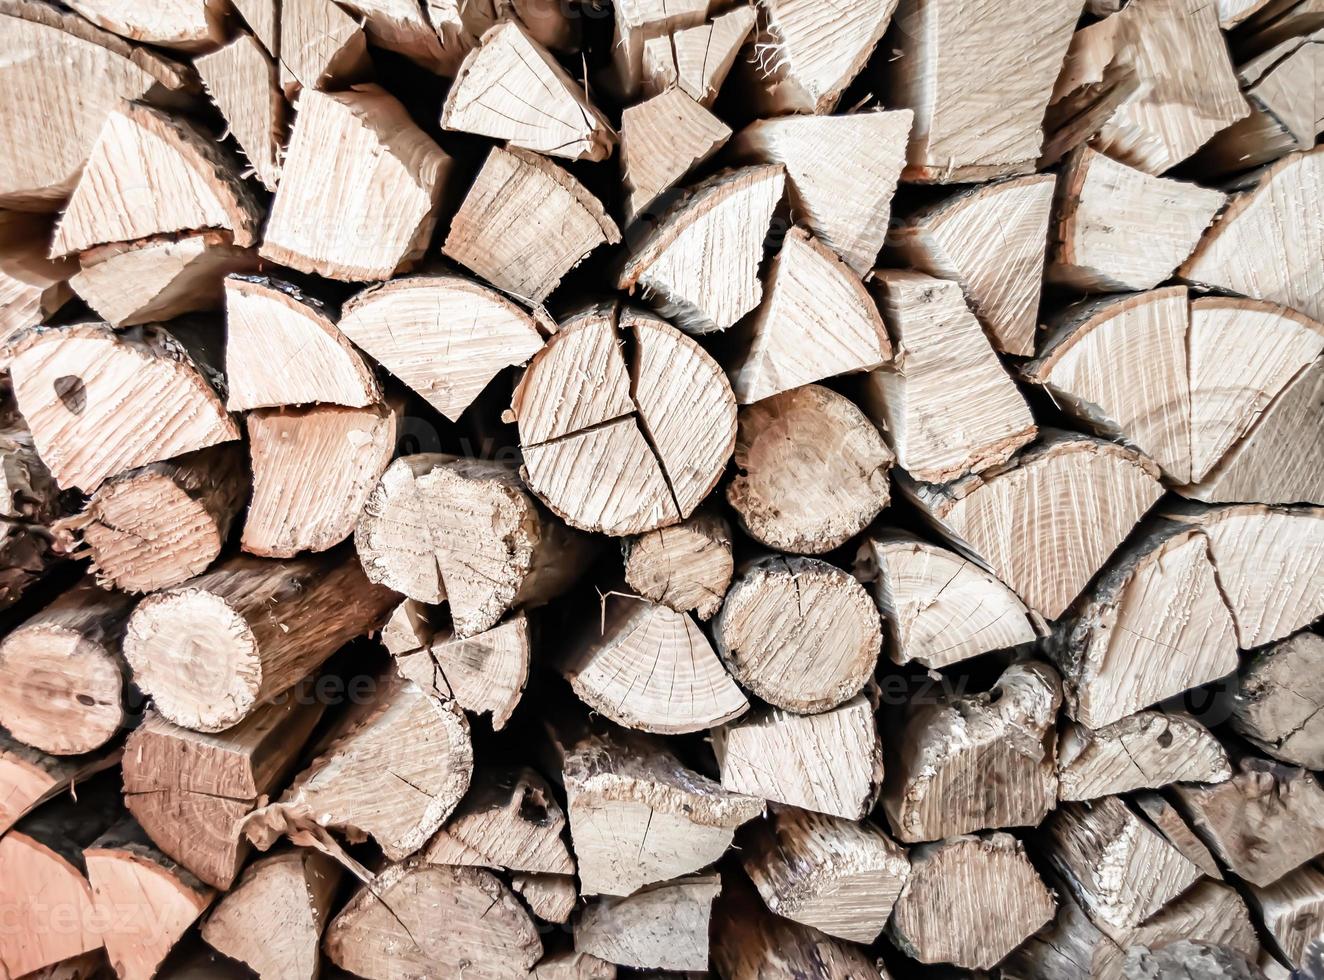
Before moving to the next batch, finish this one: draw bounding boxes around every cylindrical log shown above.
[61,443,247,593]
[621,509,733,620]
[726,384,893,555]
[713,555,881,714]
[0,580,136,754]
[123,549,398,732]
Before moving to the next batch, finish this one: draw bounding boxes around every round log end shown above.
[0,625,124,755]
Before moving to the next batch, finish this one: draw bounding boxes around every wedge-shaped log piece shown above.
[1233,632,1324,769]
[575,874,719,972]
[1247,862,1324,969]
[201,849,341,980]
[0,732,119,834]
[232,0,276,54]
[728,228,892,405]
[527,951,617,980]
[427,0,579,75]
[6,322,238,491]
[278,0,368,93]
[562,593,748,735]
[731,111,911,277]
[889,833,1055,971]
[715,556,881,714]
[385,603,530,729]
[639,6,756,106]
[123,702,323,890]
[866,271,1036,483]
[618,166,785,336]
[621,89,731,225]
[0,788,117,977]
[445,145,619,304]
[423,766,573,876]
[727,385,892,555]
[325,862,543,980]
[743,806,910,944]
[1046,796,1202,934]
[64,0,224,50]
[607,0,707,100]
[1057,711,1231,802]
[714,694,883,820]
[1173,756,1324,887]
[263,86,451,281]
[1062,0,1249,174]
[514,306,737,535]
[0,580,135,755]
[224,275,380,411]
[61,444,245,593]
[1196,30,1324,178]
[337,0,453,72]
[1049,146,1227,292]
[737,0,898,114]
[0,0,193,208]
[1187,297,1324,482]
[243,402,397,558]
[1133,791,1223,879]
[51,103,260,257]
[1004,877,1259,980]
[1184,356,1324,505]
[245,674,473,861]
[442,21,614,161]
[1050,522,1239,728]
[71,233,256,328]
[0,212,73,342]
[358,454,591,635]
[883,662,1061,843]
[563,728,762,896]
[514,873,578,925]
[892,174,1055,357]
[622,510,733,620]
[1181,147,1324,320]
[124,549,398,731]
[1027,288,1191,481]
[196,31,284,190]
[893,0,1082,181]
[855,530,1039,670]
[340,274,542,422]
[904,432,1164,620]
[84,820,215,980]
[712,874,885,980]
[1166,503,1324,648]
[385,603,530,730]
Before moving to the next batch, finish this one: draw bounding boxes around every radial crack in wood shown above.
[639,6,757,106]
[244,674,473,862]
[607,0,708,101]
[621,509,733,620]
[714,693,884,820]
[715,555,881,714]
[575,874,719,972]
[262,86,452,282]
[278,0,369,94]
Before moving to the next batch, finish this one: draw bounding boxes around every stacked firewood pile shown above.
[0,0,1323,977]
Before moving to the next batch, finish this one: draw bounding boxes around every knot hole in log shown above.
[54,375,86,414]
